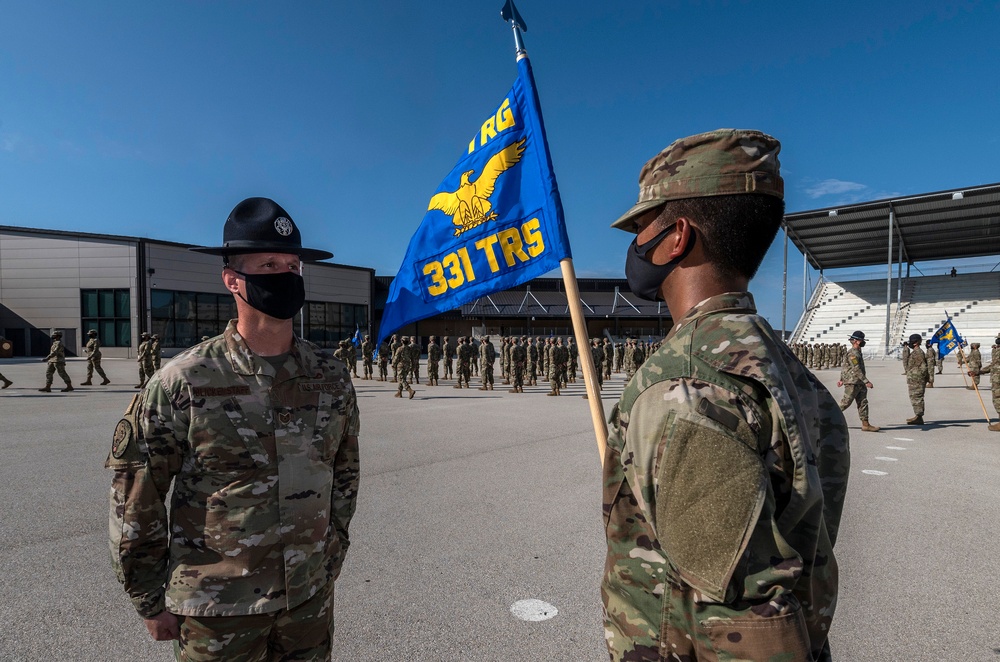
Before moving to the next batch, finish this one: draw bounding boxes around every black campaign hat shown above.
[848,330,865,342]
[908,333,922,345]
[190,197,333,262]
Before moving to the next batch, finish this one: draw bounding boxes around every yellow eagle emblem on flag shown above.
[428,139,526,236]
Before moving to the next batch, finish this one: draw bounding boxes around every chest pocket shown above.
[312,391,350,461]
[192,396,273,473]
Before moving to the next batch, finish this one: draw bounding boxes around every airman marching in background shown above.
[150,333,162,371]
[393,336,415,399]
[838,331,879,431]
[377,337,390,381]
[443,335,455,380]
[39,330,73,392]
[479,335,496,390]
[135,331,154,389]
[509,336,526,393]
[81,328,111,386]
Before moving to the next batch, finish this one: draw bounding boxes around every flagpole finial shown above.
[500,0,528,59]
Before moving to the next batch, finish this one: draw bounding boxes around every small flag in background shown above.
[376,56,571,350]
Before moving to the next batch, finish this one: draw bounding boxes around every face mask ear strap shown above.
[634,224,696,262]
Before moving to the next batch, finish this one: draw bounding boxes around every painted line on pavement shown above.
[862,469,888,476]
[893,437,913,441]
[874,456,898,461]
[886,446,907,450]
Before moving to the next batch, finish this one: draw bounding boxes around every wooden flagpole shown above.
[561,258,609,464]
[958,346,993,424]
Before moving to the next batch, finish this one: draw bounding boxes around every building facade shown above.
[0,226,373,358]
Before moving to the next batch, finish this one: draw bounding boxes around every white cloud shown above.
[804,178,867,198]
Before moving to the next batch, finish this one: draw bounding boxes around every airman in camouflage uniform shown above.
[603,129,848,661]
[967,343,982,389]
[924,340,936,387]
[409,336,421,384]
[109,197,358,659]
[905,333,928,425]
[333,339,350,363]
[478,335,496,390]
[454,336,472,388]
[443,335,455,380]
[507,336,526,393]
[81,328,111,386]
[970,335,1000,432]
[567,337,578,382]
[525,337,538,386]
[426,335,442,386]
[38,330,74,392]
[901,341,910,375]
[361,334,374,379]
[602,338,613,380]
[377,338,390,381]
[547,337,567,395]
[390,334,401,382]
[135,332,155,389]
[393,337,415,398]
[838,331,879,431]
[150,334,162,371]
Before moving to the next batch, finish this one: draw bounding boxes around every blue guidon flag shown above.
[931,313,965,357]
[377,57,571,350]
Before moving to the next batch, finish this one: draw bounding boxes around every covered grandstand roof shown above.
[783,182,1000,270]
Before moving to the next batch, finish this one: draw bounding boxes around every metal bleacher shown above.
[791,271,1000,356]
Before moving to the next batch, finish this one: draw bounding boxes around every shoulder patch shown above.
[111,419,134,458]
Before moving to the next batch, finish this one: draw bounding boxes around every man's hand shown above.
[143,611,179,641]
[866,381,873,389]
[837,380,843,387]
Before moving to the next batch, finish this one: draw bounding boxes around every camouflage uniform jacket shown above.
[45,339,67,364]
[906,346,928,382]
[967,348,982,371]
[378,341,391,362]
[979,346,1000,382]
[840,346,868,384]
[361,339,374,361]
[86,337,102,358]
[137,340,151,361]
[480,340,496,366]
[107,320,360,619]
[392,344,412,373]
[427,341,442,363]
[602,293,850,661]
[925,348,937,369]
[510,343,526,366]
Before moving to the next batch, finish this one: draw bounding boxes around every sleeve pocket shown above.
[700,605,811,661]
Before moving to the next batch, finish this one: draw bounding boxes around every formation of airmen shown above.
[355,333,661,399]
[791,341,848,370]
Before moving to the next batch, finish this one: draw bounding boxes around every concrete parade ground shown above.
[1,355,998,661]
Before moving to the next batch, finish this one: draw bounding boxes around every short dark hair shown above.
[653,193,785,279]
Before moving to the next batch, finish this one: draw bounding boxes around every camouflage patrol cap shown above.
[87,329,97,336]
[612,128,783,232]
[141,331,150,338]
[51,330,63,337]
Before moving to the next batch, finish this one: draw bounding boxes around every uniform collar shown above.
[666,292,757,340]
[223,319,319,382]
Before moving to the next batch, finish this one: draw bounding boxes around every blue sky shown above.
[2,1,998,330]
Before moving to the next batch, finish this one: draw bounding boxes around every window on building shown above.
[81,288,131,347]
[151,289,235,348]
[294,302,367,348]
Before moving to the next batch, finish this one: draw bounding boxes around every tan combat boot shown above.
[906,415,924,425]
[408,387,415,399]
[988,422,1000,432]
[80,380,93,386]
[101,378,111,385]
[394,390,402,398]
[61,385,74,392]
[38,385,52,392]
[861,420,881,432]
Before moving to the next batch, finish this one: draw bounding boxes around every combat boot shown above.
[547,388,557,396]
[861,420,881,432]
[926,383,933,388]
[61,385,74,392]
[408,387,415,399]
[38,386,52,392]
[2,378,12,389]
[906,415,924,425]
[394,390,402,398]
[508,387,518,393]
[988,422,1000,432]
[454,383,463,389]
[478,384,488,391]
[488,384,493,390]
[80,380,93,385]
[101,378,111,385]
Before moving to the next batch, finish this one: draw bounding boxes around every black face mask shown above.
[232,270,305,320]
[624,225,695,302]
